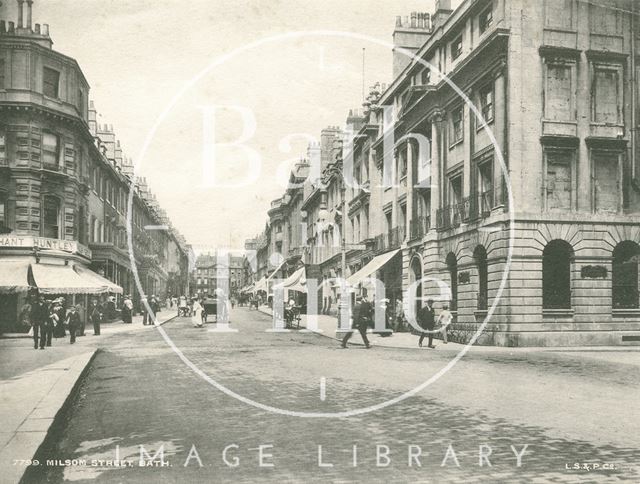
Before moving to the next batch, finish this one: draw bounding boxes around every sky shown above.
[2,0,462,251]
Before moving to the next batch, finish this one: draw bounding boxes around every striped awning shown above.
[346,249,400,287]
[30,263,104,295]
[74,264,123,294]
[275,267,306,292]
[0,260,31,294]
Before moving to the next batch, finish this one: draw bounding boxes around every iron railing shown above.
[437,184,510,230]
[409,215,431,240]
[373,225,405,253]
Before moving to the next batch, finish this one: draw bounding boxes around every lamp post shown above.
[324,143,351,331]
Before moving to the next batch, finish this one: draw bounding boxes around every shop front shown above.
[0,236,123,335]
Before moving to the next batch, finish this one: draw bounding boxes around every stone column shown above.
[405,140,413,241]
[492,60,507,208]
[429,110,445,224]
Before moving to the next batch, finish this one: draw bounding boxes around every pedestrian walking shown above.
[150,295,160,324]
[89,298,103,335]
[178,295,188,317]
[52,298,66,338]
[341,294,372,349]
[65,305,81,344]
[76,302,85,336]
[192,297,204,328]
[105,296,116,321]
[141,297,149,325]
[435,304,452,344]
[30,295,48,350]
[48,303,61,345]
[121,295,133,324]
[418,299,436,348]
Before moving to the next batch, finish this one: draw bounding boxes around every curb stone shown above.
[0,350,98,484]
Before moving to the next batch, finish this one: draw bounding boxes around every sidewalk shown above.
[0,311,175,340]
[255,306,640,355]
[0,311,177,484]
[0,351,96,484]
[256,305,460,350]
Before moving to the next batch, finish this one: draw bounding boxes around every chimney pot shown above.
[34,23,40,33]
[8,21,15,33]
[0,21,6,34]
[42,23,49,36]
[395,16,402,27]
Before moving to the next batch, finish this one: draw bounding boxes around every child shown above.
[436,304,453,344]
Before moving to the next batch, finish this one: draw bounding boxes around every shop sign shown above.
[0,236,92,259]
[580,265,607,279]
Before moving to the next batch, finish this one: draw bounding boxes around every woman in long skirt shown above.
[191,298,204,328]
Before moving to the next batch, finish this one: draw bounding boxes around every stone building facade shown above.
[247,0,640,346]
[0,0,190,332]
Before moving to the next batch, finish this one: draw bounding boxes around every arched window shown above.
[410,257,423,313]
[612,241,640,309]
[474,245,488,310]
[42,195,60,238]
[446,252,458,311]
[543,240,574,309]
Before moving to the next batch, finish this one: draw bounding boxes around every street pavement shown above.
[0,312,175,484]
[15,306,639,483]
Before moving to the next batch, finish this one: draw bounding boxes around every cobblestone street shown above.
[24,307,639,483]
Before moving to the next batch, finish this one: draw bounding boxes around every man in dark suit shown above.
[418,298,436,348]
[89,299,103,335]
[341,294,372,349]
[30,295,49,350]
[65,305,81,344]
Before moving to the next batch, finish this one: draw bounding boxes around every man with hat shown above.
[89,298,103,335]
[340,294,372,349]
[30,294,49,350]
[418,298,436,348]
[65,305,81,344]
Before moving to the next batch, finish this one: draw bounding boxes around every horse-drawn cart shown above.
[202,298,218,323]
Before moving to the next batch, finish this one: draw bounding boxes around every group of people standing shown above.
[340,294,453,349]
[22,294,107,349]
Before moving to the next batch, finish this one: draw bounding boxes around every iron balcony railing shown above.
[373,226,405,253]
[409,215,431,240]
[437,185,510,230]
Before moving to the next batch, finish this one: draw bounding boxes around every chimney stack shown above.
[432,0,454,30]
[16,0,23,29]
[392,11,432,79]
[26,0,33,30]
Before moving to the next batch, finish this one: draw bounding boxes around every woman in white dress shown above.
[191,298,204,328]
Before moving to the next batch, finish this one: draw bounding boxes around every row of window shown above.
[449,83,494,145]
[543,240,639,310]
[443,239,640,313]
[544,58,623,125]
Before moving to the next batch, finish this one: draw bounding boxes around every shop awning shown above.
[241,284,254,293]
[0,260,31,294]
[253,277,267,293]
[346,249,400,287]
[266,259,287,281]
[73,264,124,294]
[30,263,105,295]
[275,267,306,292]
